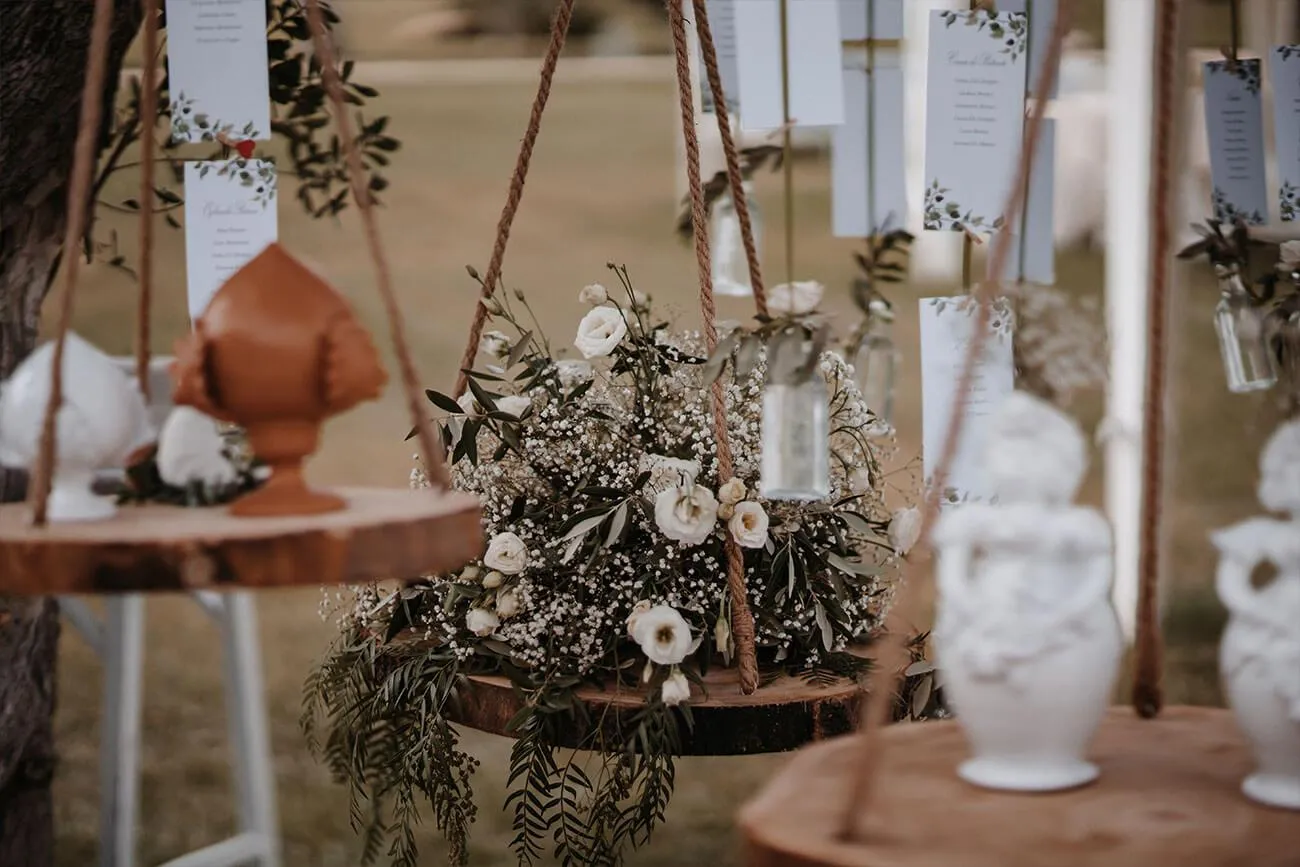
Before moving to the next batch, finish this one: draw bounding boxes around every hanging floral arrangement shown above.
[303,266,908,866]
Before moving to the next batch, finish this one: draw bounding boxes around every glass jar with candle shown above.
[760,330,830,500]
[711,181,761,298]
[852,300,899,424]
[1215,268,1277,393]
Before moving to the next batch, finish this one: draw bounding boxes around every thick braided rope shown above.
[136,0,161,402]
[1133,0,1186,719]
[691,0,768,317]
[454,0,577,402]
[303,0,451,490]
[28,0,116,525]
[838,0,1075,837]
[668,0,759,695]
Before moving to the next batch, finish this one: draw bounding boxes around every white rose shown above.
[495,395,531,418]
[496,588,522,619]
[1280,240,1300,271]
[482,570,505,589]
[555,359,594,388]
[767,280,824,316]
[156,406,239,489]
[457,391,482,417]
[574,307,628,359]
[630,604,700,665]
[484,532,529,574]
[466,608,500,637]
[579,283,608,305]
[661,669,691,706]
[480,330,512,359]
[728,501,769,549]
[888,507,923,556]
[626,599,652,637]
[718,478,747,505]
[640,453,701,494]
[848,466,872,494]
[654,484,720,546]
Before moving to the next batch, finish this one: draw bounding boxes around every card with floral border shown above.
[183,159,278,319]
[697,0,741,115]
[1202,58,1268,225]
[1271,46,1300,221]
[998,0,1059,99]
[832,51,907,237]
[919,295,1016,506]
[735,0,846,131]
[922,9,1028,234]
[165,0,271,144]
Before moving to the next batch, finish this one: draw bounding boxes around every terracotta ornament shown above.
[171,243,388,516]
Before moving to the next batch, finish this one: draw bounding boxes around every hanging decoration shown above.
[845,225,914,425]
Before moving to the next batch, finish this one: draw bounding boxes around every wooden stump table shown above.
[740,706,1300,867]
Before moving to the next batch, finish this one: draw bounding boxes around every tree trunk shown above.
[0,2,142,862]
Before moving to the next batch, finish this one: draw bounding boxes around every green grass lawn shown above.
[51,10,1271,863]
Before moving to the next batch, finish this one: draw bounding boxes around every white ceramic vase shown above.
[0,334,153,522]
[1211,419,1300,811]
[933,391,1122,792]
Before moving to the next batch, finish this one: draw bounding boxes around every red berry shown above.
[235,140,255,159]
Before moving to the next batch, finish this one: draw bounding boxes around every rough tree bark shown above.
[0,2,143,863]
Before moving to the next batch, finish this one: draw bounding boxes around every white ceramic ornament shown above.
[932,391,1122,792]
[1211,419,1300,811]
[0,334,153,522]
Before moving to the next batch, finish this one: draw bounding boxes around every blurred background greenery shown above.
[54,1,1273,864]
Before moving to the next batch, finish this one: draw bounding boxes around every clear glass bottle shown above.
[1215,295,1277,393]
[711,181,761,298]
[760,335,830,501]
[852,314,899,424]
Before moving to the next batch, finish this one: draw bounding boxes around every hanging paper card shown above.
[997,0,1060,100]
[919,295,1016,506]
[183,159,278,319]
[1271,46,1300,221]
[923,9,1028,234]
[838,0,904,42]
[1202,59,1268,225]
[735,0,846,131]
[832,52,907,236]
[999,119,1057,285]
[165,0,272,143]
[698,0,741,114]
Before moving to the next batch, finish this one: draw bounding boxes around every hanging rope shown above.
[27,0,117,525]
[137,0,161,402]
[838,0,1075,837]
[691,0,767,316]
[669,0,759,694]
[1133,0,1187,720]
[454,0,577,402]
[302,0,451,490]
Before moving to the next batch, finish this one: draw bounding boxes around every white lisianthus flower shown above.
[484,532,529,574]
[457,391,482,417]
[496,588,522,619]
[718,478,747,505]
[480,330,512,359]
[579,283,608,305]
[555,359,594,388]
[574,307,628,359]
[888,507,923,556]
[1280,240,1300,271]
[482,570,505,589]
[728,501,769,549]
[466,607,500,637]
[654,484,720,546]
[460,565,482,583]
[767,280,824,316]
[626,600,652,637]
[630,604,700,665]
[848,466,872,495]
[640,453,701,494]
[156,406,238,489]
[495,395,531,418]
[661,668,691,706]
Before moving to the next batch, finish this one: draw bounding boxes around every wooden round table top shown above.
[740,706,1300,867]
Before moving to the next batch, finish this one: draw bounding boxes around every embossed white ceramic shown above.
[932,391,1122,792]
[0,334,153,521]
[1212,420,1300,811]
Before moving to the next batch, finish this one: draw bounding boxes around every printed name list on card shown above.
[183,159,278,319]
[1271,46,1300,221]
[734,0,845,131]
[698,0,741,114]
[919,296,1016,506]
[922,9,1028,235]
[165,0,271,143]
[1202,59,1269,225]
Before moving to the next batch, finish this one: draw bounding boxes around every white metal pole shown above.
[1105,0,1156,644]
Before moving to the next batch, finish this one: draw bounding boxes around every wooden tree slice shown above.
[0,486,482,595]
[740,706,1300,867]
[450,666,861,756]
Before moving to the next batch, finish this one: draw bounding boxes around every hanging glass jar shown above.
[711,181,762,298]
[1215,268,1277,393]
[760,330,830,501]
[852,300,899,424]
